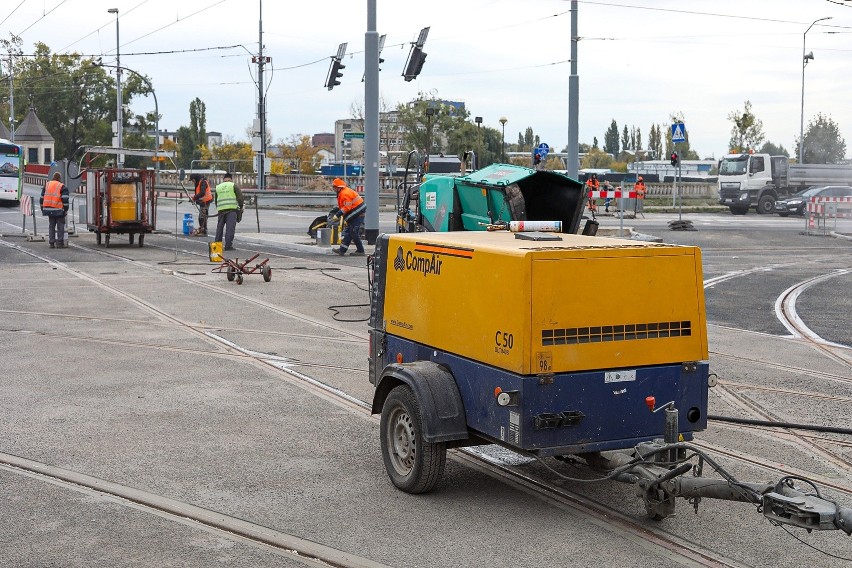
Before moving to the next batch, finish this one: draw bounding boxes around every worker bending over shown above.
[330,178,367,256]
[189,173,213,236]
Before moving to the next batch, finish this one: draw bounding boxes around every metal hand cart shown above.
[209,243,272,284]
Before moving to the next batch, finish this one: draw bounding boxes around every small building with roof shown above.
[14,108,55,164]
[0,121,11,141]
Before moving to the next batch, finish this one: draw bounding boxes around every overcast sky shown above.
[4,0,852,159]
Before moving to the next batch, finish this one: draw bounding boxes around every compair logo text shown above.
[393,246,443,277]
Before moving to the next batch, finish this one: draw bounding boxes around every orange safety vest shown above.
[585,179,599,211]
[634,180,646,198]
[195,179,213,203]
[42,180,65,210]
[337,186,366,221]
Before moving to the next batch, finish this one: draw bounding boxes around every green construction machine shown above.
[395,162,596,235]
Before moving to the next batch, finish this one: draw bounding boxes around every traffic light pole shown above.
[256,0,266,193]
[364,0,379,245]
[566,0,579,179]
[672,156,678,208]
[678,162,683,221]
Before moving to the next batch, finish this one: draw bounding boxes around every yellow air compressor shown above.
[368,230,709,493]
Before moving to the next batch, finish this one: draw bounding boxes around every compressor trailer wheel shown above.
[380,385,446,494]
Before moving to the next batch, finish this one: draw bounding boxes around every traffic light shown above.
[325,58,345,90]
[403,27,430,82]
[402,46,427,82]
[670,151,679,167]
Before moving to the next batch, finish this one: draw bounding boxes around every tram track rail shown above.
[711,383,852,478]
[774,268,852,367]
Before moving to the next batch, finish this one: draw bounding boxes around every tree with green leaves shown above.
[274,134,323,174]
[621,125,630,152]
[647,124,662,160]
[759,141,789,157]
[796,113,846,164]
[581,147,613,169]
[175,98,208,168]
[198,135,254,171]
[727,100,765,153]
[1,36,149,160]
[446,121,502,167]
[395,92,469,157]
[190,98,206,151]
[603,119,619,156]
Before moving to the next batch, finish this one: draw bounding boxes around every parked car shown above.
[774,185,852,216]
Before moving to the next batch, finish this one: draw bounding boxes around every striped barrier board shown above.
[588,190,638,199]
[806,196,852,231]
[20,194,32,216]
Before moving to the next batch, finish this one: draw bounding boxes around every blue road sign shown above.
[671,123,686,143]
[537,142,550,159]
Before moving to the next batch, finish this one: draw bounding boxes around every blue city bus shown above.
[0,139,24,204]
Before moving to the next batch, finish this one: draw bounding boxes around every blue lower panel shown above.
[384,336,708,455]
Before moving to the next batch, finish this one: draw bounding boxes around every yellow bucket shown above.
[209,241,223,263]
[110,182,138,222]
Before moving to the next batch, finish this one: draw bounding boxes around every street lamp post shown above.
[93,61,159,181]
[425,107,435,172]
[474,116,482,169]
[108,8,123,167]
[800,16,831,164]
[499,117,507,163]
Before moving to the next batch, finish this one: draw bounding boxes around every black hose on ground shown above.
[708,414,852,436]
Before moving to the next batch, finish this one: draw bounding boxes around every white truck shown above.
[717,153,852,214]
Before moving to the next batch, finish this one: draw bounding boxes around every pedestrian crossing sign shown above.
[671,123,686,143]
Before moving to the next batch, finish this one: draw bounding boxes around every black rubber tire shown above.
[226,266,235,282]
[96,231,102,245]
[129,233,135,245]
[236,273,243,285]
[756,195,774,215]
[138,234,144,247]
[262,265,272,282]
[380,385,446,494]
[730,206,748,216]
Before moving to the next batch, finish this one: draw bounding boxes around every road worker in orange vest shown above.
[634,176,646,199]
[189,173,213,236]
[40,172,69,248]
[330,178,367,256]
[585,174,599,218]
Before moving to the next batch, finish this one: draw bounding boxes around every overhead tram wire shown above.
[14,0,71,37]
[56,0,151,55]
[0,0,26,28]
[5,45,247,59]
[119,0,230,49]
[573,0,852,30]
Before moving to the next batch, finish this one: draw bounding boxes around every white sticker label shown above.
[605,370,636,383]
[425,191,437,210]
[508,411,521,445]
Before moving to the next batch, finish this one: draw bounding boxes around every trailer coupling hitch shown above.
[763,490,852,535]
